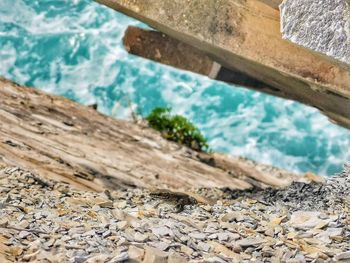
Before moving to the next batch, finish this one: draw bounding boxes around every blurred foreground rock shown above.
[0,77,303,192]
[0,78,349,262]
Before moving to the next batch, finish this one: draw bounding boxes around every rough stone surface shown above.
[229,164,350,212]
[280,0,350,67]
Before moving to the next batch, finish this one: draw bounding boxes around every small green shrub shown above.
[146,107,209,152]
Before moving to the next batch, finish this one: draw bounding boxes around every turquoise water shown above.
[0,0,349,175]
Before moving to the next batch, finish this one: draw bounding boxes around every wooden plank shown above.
[123,26,214,75]
[0,77,297,192]
[123,26,272,91]
[259,0,282,9]
[95,0,350,129]
[125,26,347,108]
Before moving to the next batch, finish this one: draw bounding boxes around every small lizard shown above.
[150,189,198,212]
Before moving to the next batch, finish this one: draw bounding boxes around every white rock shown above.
[143,246,168,263]
[217,232,240,242]
[116,221,128,230]
[189,232,206,240]
[207,234,218,239]
[152,241,170,251]
[237,237,265,248]
[151,226,173,237]
[289,211,327,230]
[205,256,228,263]
[86,254,110,263]
[197,241,211,252]
[180,245,193,256]
[167,252,187,263]
[18,231,31,239]
[82,230,96,237]
[134,232,148,242]
[315,228,343,244]
[109,252,129,263]
[335,251,350,261]
[128,245,144,262]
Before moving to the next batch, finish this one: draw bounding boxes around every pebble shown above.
[0,219,8,228]
[86,254,110,263]
[237,237,266,248]
[83,230,96,237]
[180,245,193,256]
[143,246,168,263]
[167,252,187,263]
[128,245,144,261]
[188,232,206,240]
[152,241,170,251]
[18,231,31,239]
[335,251,350,261]
[1,166,350,263]
[289,211,327,229]
[218,232,240,242]
[197,241,211,252]
[109,252,128,263]
[134,232,149,242]
[152,226,172,237]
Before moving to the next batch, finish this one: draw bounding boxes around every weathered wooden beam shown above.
[95,0,350,129]
[123,26,214,76]
[0,77,300,192]
[123,26,273,92]
[123,26,350,129]
[125,26,347,106]
[259,0,282,9]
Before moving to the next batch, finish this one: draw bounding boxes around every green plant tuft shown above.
[146,107,209,152]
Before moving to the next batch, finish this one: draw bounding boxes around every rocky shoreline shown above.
[227,165,350,213]
[0,78,349,262]
[1,166,350,263]
[0,76,304,192]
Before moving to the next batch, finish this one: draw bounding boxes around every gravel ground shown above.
[228,165,350,212]
[1,166,350,263]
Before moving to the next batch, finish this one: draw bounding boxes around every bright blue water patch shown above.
[0,0,349,175]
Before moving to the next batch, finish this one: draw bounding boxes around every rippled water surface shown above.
[1,0,349,175]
